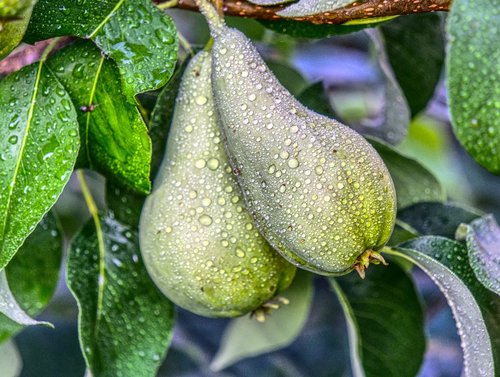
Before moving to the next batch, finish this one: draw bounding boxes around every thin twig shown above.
[154,0,450,25]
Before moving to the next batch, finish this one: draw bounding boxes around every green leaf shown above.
[392,237,499,377]
[0,0,35,59]
[277,0,354,17]
[46,40,152,194]
[0,340,22,376]
[368,138,445,209]
[397,201,482,239]
[149,58,190,181]
[331,262,425,377]
[465,215,500,295]
[0,270,51,330]
[210,270,313,371]
[447,0,500,174]
[260,19,391,38]
[357,30,410,144]
[267,60,308,96]
[106,184,144,229]
[0,59,79,270]
[387,220,418,248]
[26,0,178,96]
[380,13,445,116]
[0,0,30,17]
[105,59,192,227]
[297,82,337,118]
[0,212,63,343]
[67,212,175,377]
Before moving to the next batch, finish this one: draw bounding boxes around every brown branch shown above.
[0,37,74,76]
[163,0,450,24]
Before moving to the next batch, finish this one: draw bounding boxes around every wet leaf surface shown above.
[447,0,500,173]
[394,237,499,377]
[465,215,500,295]
[397,201,482,239]
[0,60,79,270]
[67,212,175,377]
[210,271,313,371]
[380,13,445,116]
[47,40,152,194]
[332,262,425,377]
[369,138,445,209]
[26,0,178,96]
[0,212,63,342]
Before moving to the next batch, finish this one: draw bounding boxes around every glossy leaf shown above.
[447,0,500,173]
[277,0,354,17]
[331,263,425,377]
[67,212,175,377]
[0,212,63,343]
[387,220,418,247]
[355,30,409,144]
[47,40,152,194]
[210,271,313,371]
[105,59,191,227]
[149,58,189,181]
[0,270,51,329]
[465,215,500,295]
[380,13,445,116]
[0,340,22,377]
[297,82,337,118]
[26,0,178,96]
[0,0,35,59]
[266,60,308,96]
[0,60,79,270]
[394,237,499,377]
[260,19,392,38]
[368,138,445,209]
[397,201,482,239]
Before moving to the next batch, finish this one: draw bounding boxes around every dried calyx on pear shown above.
[196,0,397,277]
[139,51,296,318]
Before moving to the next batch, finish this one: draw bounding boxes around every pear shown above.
[196,0,396,276]
[139,51,296,318]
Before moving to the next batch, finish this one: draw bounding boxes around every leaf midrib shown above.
[0,61,43,262]
[87,0,126,39]
[84,56,105,168]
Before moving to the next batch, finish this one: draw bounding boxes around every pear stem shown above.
[193,0,225,37]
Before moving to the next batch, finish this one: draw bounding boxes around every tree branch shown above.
[159,0,450,24]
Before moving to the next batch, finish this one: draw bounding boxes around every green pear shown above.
[197,1,396,276]
[139,51,296,318]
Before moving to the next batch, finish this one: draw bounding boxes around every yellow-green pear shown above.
[139,51,296,317]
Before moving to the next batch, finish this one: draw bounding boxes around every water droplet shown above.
[288,158,299,169]
[236,248,245,258]
[198,214,213,226]
[195,95,208,105]
[195,159,206,169]
[207,158,219,170]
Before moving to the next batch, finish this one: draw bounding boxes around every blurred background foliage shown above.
[3,9,499,377]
